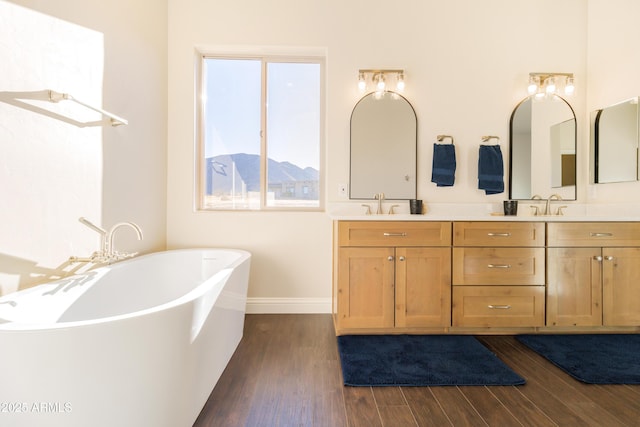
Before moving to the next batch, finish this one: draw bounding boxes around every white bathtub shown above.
[0,248,251,427]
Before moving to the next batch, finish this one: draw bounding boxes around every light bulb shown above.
[564,77,575,95]
[527,76,538,95]
[396,74,405,92]
[545,77,556,94]
[357,73,366,92]
[376,74,386,91]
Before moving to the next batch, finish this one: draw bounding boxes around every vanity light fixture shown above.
[545,76,556,94]
[527,75,539,95]
[357,69,406,93]
[396,73,405,91]
[526,72,575,97]
[564,77,575,95]
[375,73,386,91]
[357,72,367,91]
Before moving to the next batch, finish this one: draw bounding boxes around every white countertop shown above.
[328,202,640,222]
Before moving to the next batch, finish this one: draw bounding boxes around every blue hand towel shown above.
[478,145,504,194]
[431,143,456,187]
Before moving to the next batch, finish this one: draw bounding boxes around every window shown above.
[197,54,324,210]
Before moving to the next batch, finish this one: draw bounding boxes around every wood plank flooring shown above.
[193,314,640,426]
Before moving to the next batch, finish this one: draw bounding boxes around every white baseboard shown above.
[246,297,332,314]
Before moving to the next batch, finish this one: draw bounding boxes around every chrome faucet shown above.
[544,194,562,215]
[374,192,385,215]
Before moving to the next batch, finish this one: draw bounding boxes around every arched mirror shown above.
[591,97,639,183]
[509,95,577,200]
[350,91,417,199]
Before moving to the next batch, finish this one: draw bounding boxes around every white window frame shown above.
[195,48,325,212]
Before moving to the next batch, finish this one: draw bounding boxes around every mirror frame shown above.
[349,91,417,200]
[591,96,639,184]
[508,94,577,200]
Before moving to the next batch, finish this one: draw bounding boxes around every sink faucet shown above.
[374,192,385,215]
[544,194,562,215]
[106,222,143,260]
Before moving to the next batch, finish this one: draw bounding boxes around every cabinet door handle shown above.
[383,232,407,237]
[399,256,405,261]
[388,256,394,261]
[488,305,512,310]
[604,255,614,261]
[488,264,512,268]
[487,232,511,237]
[590,232,613,237]
[593,255,603,262]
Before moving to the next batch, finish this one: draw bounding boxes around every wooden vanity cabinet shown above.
[333,221,451,334]
[547,222,640,327]
[452,222,546,328]
[333,219,640,334]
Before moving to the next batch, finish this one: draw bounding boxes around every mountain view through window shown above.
[199,57,322,210]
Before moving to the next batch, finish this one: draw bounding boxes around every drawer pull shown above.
[383,232,407,237]
[590,232,613,237]
[487,264,512,269]
[487,232,511,237]
[488,304,512,310]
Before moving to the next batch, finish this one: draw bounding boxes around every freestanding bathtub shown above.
[0,248,251,427]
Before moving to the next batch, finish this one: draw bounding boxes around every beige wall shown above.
[0,0,167,295]
[167,0,589,311]
[586,0,640,201]
[3,0,640,309]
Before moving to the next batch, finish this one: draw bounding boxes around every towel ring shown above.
[437,135,454,144]
[481,135,500,145]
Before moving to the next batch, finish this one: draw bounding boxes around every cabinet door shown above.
[337,247,395,329]
[547,247,602,326]
[395,247,451,328]
[603,247,640,326]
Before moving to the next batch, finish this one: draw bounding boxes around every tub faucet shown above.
[106,222,143,261]
[70,217,143,265]
[78,217,108,253]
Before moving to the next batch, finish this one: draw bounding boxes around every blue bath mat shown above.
[337,335,525,386]
[517,334,640,384]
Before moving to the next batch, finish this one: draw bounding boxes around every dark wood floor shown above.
[194,314,640,426]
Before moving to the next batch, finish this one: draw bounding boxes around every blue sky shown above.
[204,58,320,170]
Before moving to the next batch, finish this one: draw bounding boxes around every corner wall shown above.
[0,0,167,295]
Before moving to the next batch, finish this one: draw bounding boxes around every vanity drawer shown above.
[452,247,544,285]
[454,222,545,247]
[547,222,640,247]
[452,286,545,327]
[337,221,452,247]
